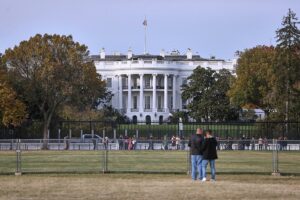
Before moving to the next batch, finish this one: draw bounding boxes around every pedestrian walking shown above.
[171,135,176,150]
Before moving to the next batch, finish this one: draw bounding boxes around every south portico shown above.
[116,72,179,123]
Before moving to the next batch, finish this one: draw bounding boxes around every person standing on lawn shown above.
[201,129,218,182]
[188,128,204,181]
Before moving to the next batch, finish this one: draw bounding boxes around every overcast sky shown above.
[0,0,299,59]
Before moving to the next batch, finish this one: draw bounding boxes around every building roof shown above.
[89,54,225,62]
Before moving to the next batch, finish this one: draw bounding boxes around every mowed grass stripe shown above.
[0,150,299,174]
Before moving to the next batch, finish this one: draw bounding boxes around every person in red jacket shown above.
[201,129,218,182]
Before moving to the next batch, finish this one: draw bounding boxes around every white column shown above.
[152,74,157,112]
[164,74,168,112]
[139,74,144,113]
[118,75,123,110]
[127,74,132,113]
[172,75,176,111]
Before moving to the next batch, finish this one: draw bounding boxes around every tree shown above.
[169,111,189,123]
[273,9,300,121]
[0,54,27,127]
[182,67,238,122]
[228,46,276,114]
[0,83,27,127]
[3,34,108,149]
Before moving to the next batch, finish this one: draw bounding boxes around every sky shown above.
[0,0,299,59]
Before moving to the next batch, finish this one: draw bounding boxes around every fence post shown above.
[58,129,61,150]
[272,139,280,176]
[102,150,108,173]
[113,129,116,142]
[15,139,22,176]
[186,150,191,175]
[102,129,105,140]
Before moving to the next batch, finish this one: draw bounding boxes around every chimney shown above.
[160,49,165,58]
[187,48,192,59]
[100,48,105,59]
[127,48,133,59]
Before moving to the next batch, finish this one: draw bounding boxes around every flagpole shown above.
[144,24,147,54]
[144,17,147,55]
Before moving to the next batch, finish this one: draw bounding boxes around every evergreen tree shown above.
[274,9,300,121]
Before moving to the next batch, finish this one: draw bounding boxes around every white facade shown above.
[93,49,236,122]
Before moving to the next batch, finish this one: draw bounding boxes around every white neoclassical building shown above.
[91,49,236,123]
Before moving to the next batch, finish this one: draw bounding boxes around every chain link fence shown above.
[0,139,299,176]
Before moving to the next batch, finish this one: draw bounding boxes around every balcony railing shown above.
[144,86,152,89]
[131,108,139,112]
[121,85,173,90]
[157,108,164,112]
[131,86,140,89]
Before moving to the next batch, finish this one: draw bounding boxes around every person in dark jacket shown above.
[201,130,218,182]
[188,128,204,181]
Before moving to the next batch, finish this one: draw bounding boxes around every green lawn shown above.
[0,150,299,175]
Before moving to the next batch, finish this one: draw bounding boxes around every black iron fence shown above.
[1,121,300,140]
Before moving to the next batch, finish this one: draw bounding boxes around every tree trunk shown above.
[42,114,52,150]
[42,122,49,150]
[41,103,57,150]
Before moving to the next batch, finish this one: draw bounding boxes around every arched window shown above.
[159,116,164,125]
[145,115,151,125]
[132,115,137,124]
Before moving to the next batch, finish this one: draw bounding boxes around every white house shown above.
[91,48,236,123]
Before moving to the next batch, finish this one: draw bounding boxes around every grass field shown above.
[0,174,300,200]
[0,150,299,175]
[0,151,300,199]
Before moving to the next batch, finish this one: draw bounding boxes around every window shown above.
[145,77,151,88]
[133,96,138,109]
[168,77,172,89]
[106,78,112,88]
[182,78,187,86]
[169,96,173,109]
[122,77,127,88]
[133,78,138,88]
[123,97,127,110]
[158,77,163,89]
[157,96,162,109]
[145,96,151,109]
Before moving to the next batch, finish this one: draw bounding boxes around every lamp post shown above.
[179,117,183,138]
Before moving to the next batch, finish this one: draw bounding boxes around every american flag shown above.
[143,19,147,26]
